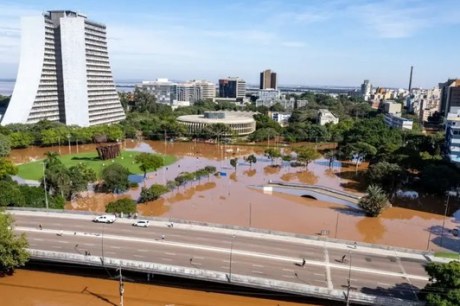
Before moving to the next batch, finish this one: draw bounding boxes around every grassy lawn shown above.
[434,251,460,260]
[17,151,177,180]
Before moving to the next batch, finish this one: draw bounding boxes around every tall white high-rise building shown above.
[1,10,125,126]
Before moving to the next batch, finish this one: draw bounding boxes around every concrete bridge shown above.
[10,209,432,306]
[256,181,364,209]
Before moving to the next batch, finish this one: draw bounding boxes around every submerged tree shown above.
[358,185,389,217]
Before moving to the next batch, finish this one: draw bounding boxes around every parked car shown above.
[132,220,150,227]
[452,228,459,237]
[93,215,116,223]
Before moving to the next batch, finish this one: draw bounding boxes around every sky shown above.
[1,0,460,88]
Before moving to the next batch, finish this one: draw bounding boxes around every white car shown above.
[93,215,116,223]
[132,220,150,227]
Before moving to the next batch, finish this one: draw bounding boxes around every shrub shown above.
[138,184,169,203]
[105,198,136,214]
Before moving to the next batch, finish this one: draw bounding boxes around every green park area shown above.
[17,151,177,181]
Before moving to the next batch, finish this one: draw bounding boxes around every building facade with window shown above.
[1,10,125,126]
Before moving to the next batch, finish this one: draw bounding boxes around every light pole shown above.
[101,222,105,265]
[118,265,124,306]
[345,251,352,306]
[67,134,71,155]
[229,235,236,282]
[441,190,457,248]
[42,161,49,209]
[249,202,252,227]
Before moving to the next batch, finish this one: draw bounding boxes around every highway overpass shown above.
[9,209,431,305]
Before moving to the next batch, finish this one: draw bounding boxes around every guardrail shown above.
[28,249,424,306]
[267,181,363,200]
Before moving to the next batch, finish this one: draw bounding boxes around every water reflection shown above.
[11,140,457,251]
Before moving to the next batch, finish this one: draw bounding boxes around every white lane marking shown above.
[324,247,333,289]
[194,256,205,260]
[56,241,69,244]
[252,270,264,274]
[133,255,144,258]
[80,243,95,247]
[53,245,63,249]
[17,226,429,281]
[192,262,202,266]
[282,274,295,278]
[313,273,324,277]
[31,238,44,241]
[138,249,149,252]
[252,264,264,268]
[110,246,121,249]
[378,282,392,286]
[165,252,176,256]
[282,268,294,272]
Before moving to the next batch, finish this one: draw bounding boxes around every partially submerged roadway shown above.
[10,210,434,305]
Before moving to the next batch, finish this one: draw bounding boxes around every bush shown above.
[105,198,136,214]
[138,184,169,203]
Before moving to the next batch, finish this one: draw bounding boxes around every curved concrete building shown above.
[177,111,256,136]
[1,10,125,126]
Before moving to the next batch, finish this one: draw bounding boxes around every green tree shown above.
[358,185,389,217]
[264,148,281,165]
[0,181,25,207]
[134,153,164,178]
[0,158,18,179]
[245,154,257,168]
[0,134,11,157]
[367,162,403,195]
[422,261,460,305]
[68,163,97,196]
[138,184,169,203]
[105,198,137,214]
[295,146,320,169]
[8,131,34,148]
[0,213,29,274]
[230,158,238,171]
[101,163,131,193]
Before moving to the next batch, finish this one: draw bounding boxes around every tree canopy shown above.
[134,153,164,178]
[422,261,460,305]
[0,213,29,274]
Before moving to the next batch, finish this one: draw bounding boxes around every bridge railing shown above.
[28,249,423,306]
[267,181,363,200]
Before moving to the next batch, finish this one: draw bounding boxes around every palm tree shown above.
[358,185,389,217]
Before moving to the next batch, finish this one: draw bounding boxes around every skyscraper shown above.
[1,10,125,126]
[259,69,277,90]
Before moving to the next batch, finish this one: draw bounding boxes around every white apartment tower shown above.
[1,10,125,126]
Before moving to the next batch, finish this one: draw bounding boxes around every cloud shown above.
[203,29,276,45]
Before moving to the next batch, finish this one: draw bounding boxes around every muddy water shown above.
[0,270,325,306]
[57,141,458,252]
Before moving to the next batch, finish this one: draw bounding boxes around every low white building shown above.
[382,100,402,115]
[317,109,339,125]
[384,114,413,130]
[270,112,291,127]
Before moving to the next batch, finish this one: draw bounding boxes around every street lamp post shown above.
[43,162,49,209]
[441,190,457,248]
[249,202,252,227]
[345,251,353,306]
[67,134,71,155]
[229,235,236,282]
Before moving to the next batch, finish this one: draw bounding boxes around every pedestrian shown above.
[161,235,165,240]
[39,224,42,230]
[353,242,357,249]
[341,255,347,263]
[302,258,306,267]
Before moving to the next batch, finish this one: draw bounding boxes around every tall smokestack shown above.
[408,66,413,92]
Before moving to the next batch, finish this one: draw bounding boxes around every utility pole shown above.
[345,251,352,305]
[43,161,49,209]
[118,265,124,306]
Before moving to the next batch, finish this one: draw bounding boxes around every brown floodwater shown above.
[0,270,325,306]
[8,140,460,304]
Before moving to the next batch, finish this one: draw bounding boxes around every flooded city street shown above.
[9,140,458,251]
[6,140,459,305]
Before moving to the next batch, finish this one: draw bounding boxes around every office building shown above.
[139,79,177,104]
[218,77,246,99]
[361,80,372,101]
[383,114,413,130]
[1,10,125,126]
[260,69,277,89]
[175,80,215,105]
[382,100,402,115]
[445,112,460,165]
[440,79,460,115]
